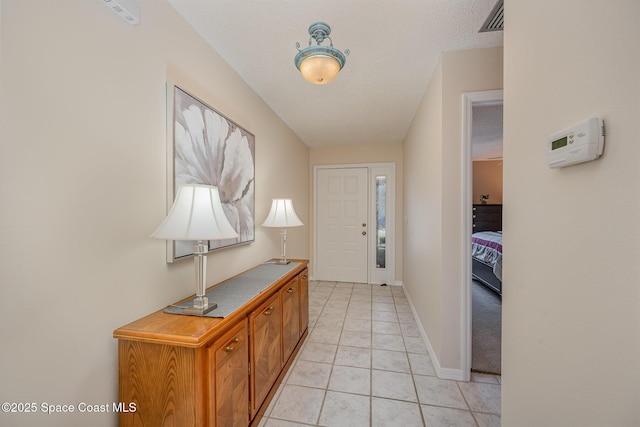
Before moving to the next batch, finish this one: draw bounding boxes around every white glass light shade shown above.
[151,184,239,241]
[299,55,341,85]
[262,199,303,228]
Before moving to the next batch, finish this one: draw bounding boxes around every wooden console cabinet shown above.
[114,260,309,427]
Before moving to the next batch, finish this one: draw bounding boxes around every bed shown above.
[471,231,502,296]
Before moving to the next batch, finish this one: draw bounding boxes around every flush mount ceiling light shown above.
[294,22,349,85]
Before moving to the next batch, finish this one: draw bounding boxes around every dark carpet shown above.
[472,279,502,375]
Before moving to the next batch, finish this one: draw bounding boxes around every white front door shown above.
[316,167,369,282]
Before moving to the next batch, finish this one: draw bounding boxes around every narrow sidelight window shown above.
[375,176,386,269]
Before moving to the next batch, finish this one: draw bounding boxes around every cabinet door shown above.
[210,321,249,427]
[249,293,282,417]
[299,269,309,336]
[281,277,300,363]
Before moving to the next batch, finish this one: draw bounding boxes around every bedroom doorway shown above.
[462,90,503,379]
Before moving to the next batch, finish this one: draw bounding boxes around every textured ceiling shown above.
[472,104,503,160]
[167,0,503,148]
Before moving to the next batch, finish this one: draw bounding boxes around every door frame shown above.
[461,90,503,380]
[313,163,396,284]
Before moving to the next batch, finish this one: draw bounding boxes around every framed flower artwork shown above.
[164,83,255,262]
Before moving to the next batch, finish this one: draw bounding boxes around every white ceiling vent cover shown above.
[479,0,503,32]
[101,0,140,25]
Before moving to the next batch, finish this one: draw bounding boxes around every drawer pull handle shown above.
[302,275,308,279]
[264,306,274,316]
[225,337,241,352]
[287,287,295,293]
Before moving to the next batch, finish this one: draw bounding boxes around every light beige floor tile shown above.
[372,333,405,351]
[408,352,437,376]
[372,320,402,335]
[328,365,371,395]
[475,412,501,427]
[318,391,370,427]
[308,326,342,345]
[350,293,372,302]
[316,282,336,289]
[263,418,311,427]
[372,310,398,322]
[315,316,345,330]
[403,336,428,354]
[371,370,417,402]
[348,300,372,311]
[458,381,501,414]
[339,330,372,348]
[335,282,354,289]
[343,318,372,333]
[332,286,353,294]
[321,306,348,317]
[346,308,372,320]
[413,375,468,410]
[400,322,421,337]
[371,397,424,427]
[269,385,325,425]
[397,311,417,324]
[421,405,477,427]
[372,295,394,304]
[395,304,411,313]
[372,302,396,312]
[334,345,371,368]
[286,360,332,388]
[297,341,337,364]
[372,348,411,373]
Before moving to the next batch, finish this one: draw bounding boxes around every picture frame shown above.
[165,83,255,262]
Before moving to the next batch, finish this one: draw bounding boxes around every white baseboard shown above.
[401,285,465,381]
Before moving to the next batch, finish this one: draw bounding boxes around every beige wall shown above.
[309,143,403,282]
[472,160,503,204]
[0,1,308,425]
[502,1,640,425]
[403,46,503,375]
[402,59,444,364]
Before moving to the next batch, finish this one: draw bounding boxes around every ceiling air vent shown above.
[101,0,140,25]
[479,0,504,32]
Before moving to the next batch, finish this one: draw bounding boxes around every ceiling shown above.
[166,0,503,150]
[472,104,503,160]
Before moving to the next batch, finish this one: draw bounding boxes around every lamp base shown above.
[182,302,218,316]
[274,260,291,265]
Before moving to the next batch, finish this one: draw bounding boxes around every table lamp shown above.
[262,198,303,264]
[151,184,238,315]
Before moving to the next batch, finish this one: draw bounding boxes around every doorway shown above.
[462,90,503,380]
[314,164,395,284]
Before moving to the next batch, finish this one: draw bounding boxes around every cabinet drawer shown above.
[210,321,249,427]
[249,293,282,417]
[299,268,309,337]
[281,277,300,363]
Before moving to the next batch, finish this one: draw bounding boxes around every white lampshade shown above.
[151,184,239,241]
[299,55,341,85]
[262,199,303,228]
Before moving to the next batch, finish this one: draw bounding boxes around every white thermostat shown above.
[547,117,605,168]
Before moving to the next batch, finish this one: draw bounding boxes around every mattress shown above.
[471,231,502,281]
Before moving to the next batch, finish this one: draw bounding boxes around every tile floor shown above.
[258,280,501,427]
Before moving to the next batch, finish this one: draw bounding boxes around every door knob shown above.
[362,223,366,227]
[362,231,367,235]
